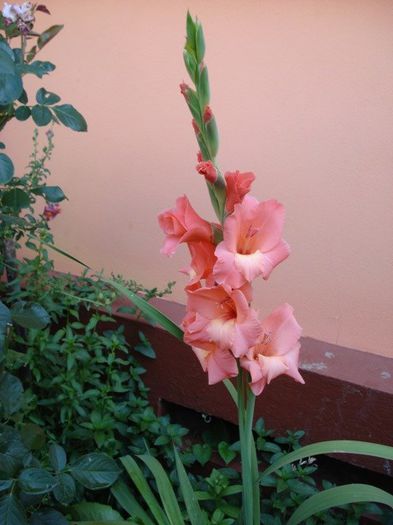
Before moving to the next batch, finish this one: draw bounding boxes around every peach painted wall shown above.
[4,0,393,357]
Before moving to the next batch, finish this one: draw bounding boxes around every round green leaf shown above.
[36,87,61,105]
[14,106,31,121]
[0,494,27,525]
[31,509,68,525]
[53,473,75,505]
[21,424,46,450]
[33,185,66,203]
[52,104,87,132]
[70,453,120,489]
[17,90,28,104]
[2,188,30,211]
[0,153,14,184]
[31,104,52,126]
[18,468,56,494]
[11,302,50,329]
[0,49,23,105]
[0,372,23,416]
[49,443,67,471]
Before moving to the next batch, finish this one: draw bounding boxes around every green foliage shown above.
[0,424,120,522]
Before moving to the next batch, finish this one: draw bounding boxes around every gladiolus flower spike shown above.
[158,12,303,396]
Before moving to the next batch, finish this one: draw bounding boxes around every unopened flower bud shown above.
[192,119,200,136]
[180,82,190,98]
[197,151,204,162]
[196,161,217,184]
[203,105,213,123]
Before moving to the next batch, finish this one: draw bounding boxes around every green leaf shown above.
[33,237,90,269]
[218,441,236,465]
[0,41,15,62]
[105,278,184,342]
[0,372,23,415]
[32,185,66,203]
[70,453,120,490]
[262,440,393,478]
[37,25,64,51]
[111,479,155,525]
[120,455,170,525]
[205,116,219,158]
[138,454,185,525]
[14,105,31,121]
[49,443,67,471]
[71,502,123,521]
[174,447,207,525]
[195,23,205,63]
[0,494,27,525]
[18,468,56,494]
[2,188,29,211]
[192,443,212,466]
[18,90,27,104]
[186,12,196,49]
[36,87,61,105]
[0,153,14,183]
[198,66,210,107]
[11,302,50,329]
[19,60,55,78]
[0,49,23,105]
[31,104,52,126]
[21,423,46,450]
[53,472,76,505]
[31,509,68,525]
[52,104,87,132]
[183,50,197,83]
[287,484,393,525]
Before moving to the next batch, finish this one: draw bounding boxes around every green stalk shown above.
[238,368,254,525]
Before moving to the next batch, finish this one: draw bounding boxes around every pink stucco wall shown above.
[5,1,393,357]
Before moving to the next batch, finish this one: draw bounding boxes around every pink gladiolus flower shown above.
[241,303,304,395]
[196,161,217,184]
[191,342,238,385]
[225,171,255,214]
[181,241,217,286]
[158,195,212,256]
[213,195,290,288]
[43,203,61,221]
[183,284,261,358]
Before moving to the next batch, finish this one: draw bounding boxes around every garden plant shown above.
[0,4,392,525]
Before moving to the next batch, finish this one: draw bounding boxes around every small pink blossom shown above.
[158,195,212,256]
[225,171,255,214]
[191,341,238,385]
[241,303,304,395]
[183,284,260,358]
[43,203,61,221]
[181,241,217,286]
[197,151,204,162]
[213,195,290,288]
[196,161,217,184]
